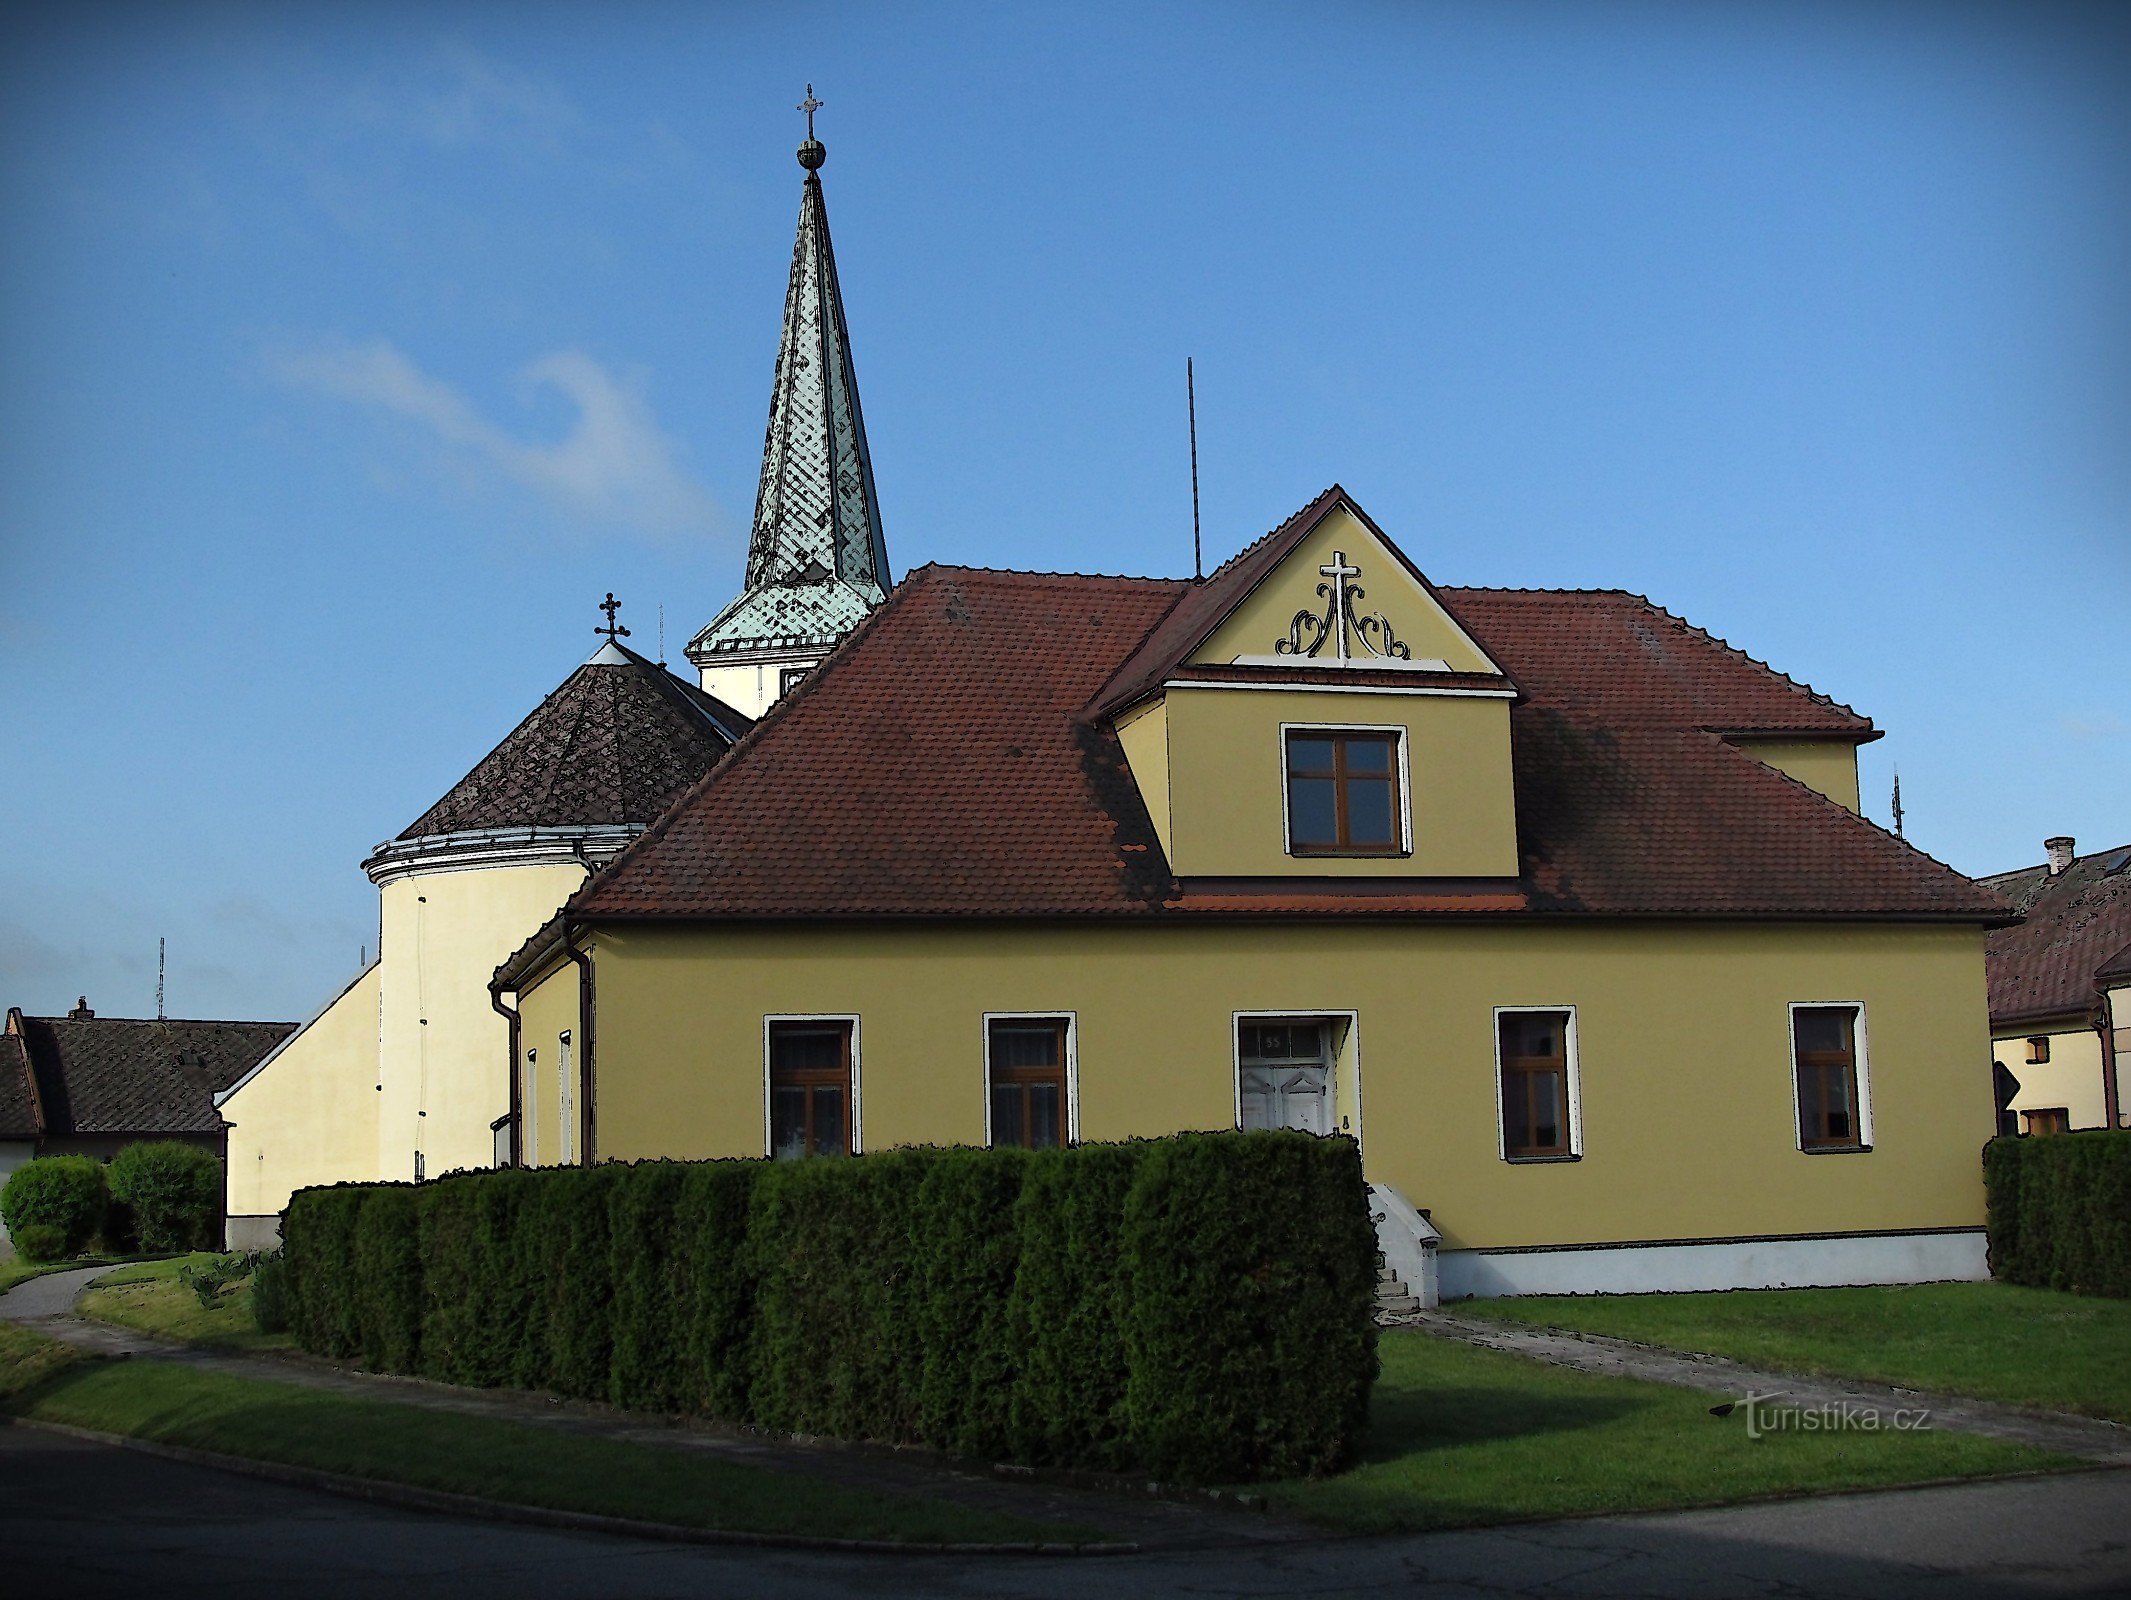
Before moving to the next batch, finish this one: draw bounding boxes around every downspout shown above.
[490,984,522,1167]
[2096,1009,2121,1132]
[563,928,596,1165]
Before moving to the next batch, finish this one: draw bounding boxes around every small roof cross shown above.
[597,592,631,642]
[798,85,823,140]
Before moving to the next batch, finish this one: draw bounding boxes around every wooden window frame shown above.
[1789,1002,1872,1154]
[1280,725,1411,858]
[762,1014,861,1158]
[2025,1036,2050,1065]
[2021,1107,2070,1136]
[1493,1005,1581,1163]
[982,1012,1077,1150]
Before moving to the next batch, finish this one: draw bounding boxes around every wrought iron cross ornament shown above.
[1275,550,1412,662]
[597,593,631,642]
[798,86,823,139]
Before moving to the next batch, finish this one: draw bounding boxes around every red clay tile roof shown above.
[13,1015,296,1137]
[1980,845,2131,1025]
[555,554,2004,933]
[400,642,751,840]
[0,1034,38,1140]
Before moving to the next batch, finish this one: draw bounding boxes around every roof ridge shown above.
[1200,484,1343,584]
[1636,595,1871,728]
[917,563,1191,586]
[26,1014,294,1027]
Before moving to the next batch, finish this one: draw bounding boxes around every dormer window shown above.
[1284,728,1407,856]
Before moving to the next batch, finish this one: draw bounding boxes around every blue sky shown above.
[2,1,2126,1022]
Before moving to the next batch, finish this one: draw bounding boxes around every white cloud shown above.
[269,338,725,540]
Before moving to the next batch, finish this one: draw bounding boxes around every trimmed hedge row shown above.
[282,1131,1378,1482]
[1983,1130,2131,1299]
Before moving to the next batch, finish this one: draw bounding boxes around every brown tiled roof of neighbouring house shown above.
[399,642,753,840]
[538,531,2005,936]
[0,1033,39,1140]
[7,1009,296,1137]
[1980,844,2131,1027]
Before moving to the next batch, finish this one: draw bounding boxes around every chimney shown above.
[68,996,94,1020]
[2046,836,2076,876]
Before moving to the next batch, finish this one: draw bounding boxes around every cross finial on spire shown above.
[796,85,827,170]
[597,592,630,642]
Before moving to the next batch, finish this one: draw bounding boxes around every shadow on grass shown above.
[1360,1367,1644,1462]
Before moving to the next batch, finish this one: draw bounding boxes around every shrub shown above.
[107,1141,223,1253]
[278,1131,1379,1483]
[1986,1130,2131,1298]
[251,1251,291,1332]
[12,1222,69,1263]
[178,1252,255,1310]
[1,1155,108,1258]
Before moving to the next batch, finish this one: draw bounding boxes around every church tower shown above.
[688,94,891,718]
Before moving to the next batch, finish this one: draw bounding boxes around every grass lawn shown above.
[76,1255,294,1353]
[1258,1328,2076,1536]
[1464,1282,2131,1424]
[0,1329,1103,1547]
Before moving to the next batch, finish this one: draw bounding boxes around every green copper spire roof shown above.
[689,117,890,666]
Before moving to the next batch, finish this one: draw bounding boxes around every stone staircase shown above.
[1368,1182,1440,1319]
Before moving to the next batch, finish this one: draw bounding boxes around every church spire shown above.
[686,91,892,713]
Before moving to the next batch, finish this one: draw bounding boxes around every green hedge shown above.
[280,1131,1378,1482]
[1984,1129,2131,1298]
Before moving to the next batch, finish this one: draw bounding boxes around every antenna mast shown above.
[1891,770,1905,839]
[157,936,166,1021]
[1187,358,1202,583]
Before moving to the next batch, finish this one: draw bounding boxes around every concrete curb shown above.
[4,1417,1142,1557]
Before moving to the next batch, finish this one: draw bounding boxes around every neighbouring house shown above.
[219,124,889,1248]
[0,1000,292,1248]
[495,482,2015,1302]
[216,642,751,1248]
[1980,838,2131,1134]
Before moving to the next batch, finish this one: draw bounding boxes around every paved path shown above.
[5,1424,2128,1597]
[0,1264,1302,1552]
[1404,1308,2131,1463]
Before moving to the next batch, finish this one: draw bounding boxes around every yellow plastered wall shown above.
[1163,687,1518,878]
[575,918,1991,1251]
[515,949,586,1167]
[1193,505,1499,673]
[1728,739,1863,813]
[221,963,382,1218]
[376,863,587,1184]
[1113,698,1172,857]
[1992,1024,2110,1130]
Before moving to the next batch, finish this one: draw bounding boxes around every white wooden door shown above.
[1237,1019,1333,1135]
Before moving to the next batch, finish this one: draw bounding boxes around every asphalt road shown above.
[6,1424,2129,1597]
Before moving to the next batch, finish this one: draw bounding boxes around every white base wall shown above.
[225,1215,283,1252]
[1439,1229,1988,1299]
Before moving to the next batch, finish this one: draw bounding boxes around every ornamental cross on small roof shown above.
[597,593,631,641]
[798,85,823,140]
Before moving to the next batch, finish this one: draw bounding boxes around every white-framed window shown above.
[1279,723,1411,858]
[982,1013,1078,1149]
[557,1031,574,1166]
[1494,1005,1581,1162]
[1789,1002,1872,1153]
[1232,1012,1361,1140]
[763,1014,861,1159]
